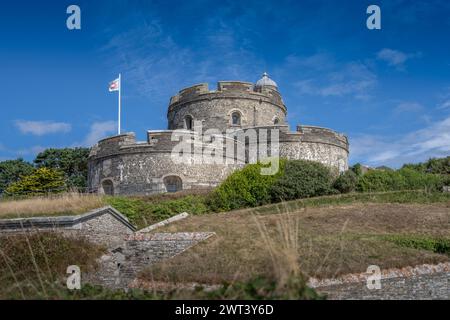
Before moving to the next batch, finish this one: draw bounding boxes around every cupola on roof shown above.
[255,72,278,88]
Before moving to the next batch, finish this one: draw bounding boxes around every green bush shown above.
[397,168,444,191]
[357,168,445,192]
[333,170,358,193]
[270,160,334,202]
[357,170,404,192]
[382,235,450,255]
[207,160,285,212]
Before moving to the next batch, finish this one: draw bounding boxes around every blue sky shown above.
[0,0,449,167]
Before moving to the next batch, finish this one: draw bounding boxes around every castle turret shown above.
[167,75,287,132]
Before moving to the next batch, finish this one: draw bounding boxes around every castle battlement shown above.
[168,81,285,113]
[88,73,349,196]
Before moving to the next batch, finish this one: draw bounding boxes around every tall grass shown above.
[0,192,106,219]
[0,232,105,299]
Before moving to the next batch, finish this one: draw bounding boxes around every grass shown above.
[0,190,448,299]
[249,190,450,216]
[0,192,106,219]
[138,201,450,285]
[0,232,106,299]
[105,194,209,229]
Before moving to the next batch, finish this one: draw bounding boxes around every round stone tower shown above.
[167,73,287,132]
[88,73,350,196]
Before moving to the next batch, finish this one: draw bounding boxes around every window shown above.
[231,112,241,126]
[164,176,182,193]
[184,115,193,130]
[102,180,114,196]
[273,117,280,125]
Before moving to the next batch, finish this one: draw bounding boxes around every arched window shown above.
[184,115,193,130]
[163,176,182,193]
[102,180,114,196]
[273,117,280,125]
[231,112,241,126]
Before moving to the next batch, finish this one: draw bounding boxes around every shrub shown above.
[207,160,285,212]
[382,235,450,255]
[5,167,67,196]
[357,170,405,192]
[333,170,358,193]
[270,160,334,202]
[397,168,444,192]
[357,168,446,192]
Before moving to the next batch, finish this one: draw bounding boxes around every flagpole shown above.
[118,73,121,135]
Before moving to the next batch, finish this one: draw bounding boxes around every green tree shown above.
[34,148,90,189]
[0,159,35,194]
[5,167,66,196]
[350,163,363,177]
[402,156,450,175]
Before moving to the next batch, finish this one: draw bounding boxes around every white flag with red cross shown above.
[109,78,120,92]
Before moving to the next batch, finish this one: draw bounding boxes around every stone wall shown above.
[86,232,215,289]
[88,80,350,196]
[167,82,287,132]
[89,148,243,196]
[0,207,136,248]
[308,263,450,300]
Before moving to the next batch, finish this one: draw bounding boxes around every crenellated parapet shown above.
[167,81,287,132]
[295,125,349,152]
[88,73,350,196]
[168,82,285,112]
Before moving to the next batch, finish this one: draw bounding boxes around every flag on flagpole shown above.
[109,78,120,92]
[109,75,122,135]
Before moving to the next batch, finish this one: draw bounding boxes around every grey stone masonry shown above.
[0,206,136,247]
[308,262,450,300]
[85,232,216,289]
[88,76,350,196]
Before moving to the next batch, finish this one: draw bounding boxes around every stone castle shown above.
[88,73,349,196]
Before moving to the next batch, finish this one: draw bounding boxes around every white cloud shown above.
[101,19,263,105]
[83,121,117,147]
[350,116,450,167]
[438,100,450,109]
[293,61,377,100]
[15,120,71,136]
[393,102,424,114]
[376,48,420,69]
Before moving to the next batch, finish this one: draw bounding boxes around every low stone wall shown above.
[86,232,215,289]
[308,263,450,300]
[0,206,136,248]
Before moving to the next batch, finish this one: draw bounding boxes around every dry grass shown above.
[0,232,106,299]
[140,202,450,284]
[0,193,106,219]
